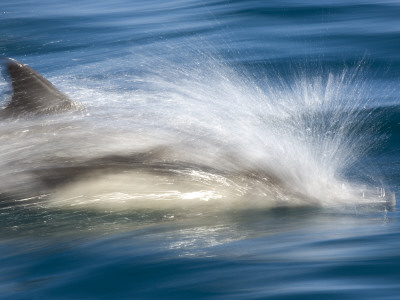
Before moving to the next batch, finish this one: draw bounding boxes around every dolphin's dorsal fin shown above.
[1,58,79,117]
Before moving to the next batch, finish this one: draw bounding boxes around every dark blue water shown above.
[1,1,400,299]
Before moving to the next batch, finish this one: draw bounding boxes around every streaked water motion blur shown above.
[1,1,400,299]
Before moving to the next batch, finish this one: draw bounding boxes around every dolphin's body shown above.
[0,59,394,210]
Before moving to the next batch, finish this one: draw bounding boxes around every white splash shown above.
[0,54,394,211]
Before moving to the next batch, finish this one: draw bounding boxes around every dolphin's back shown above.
[2,58,79,117]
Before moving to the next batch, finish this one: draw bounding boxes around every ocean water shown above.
[1,0,400,299]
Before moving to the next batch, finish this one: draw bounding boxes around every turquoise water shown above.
[1,1,400,299]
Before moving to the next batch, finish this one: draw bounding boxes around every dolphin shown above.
[0,58,394,210]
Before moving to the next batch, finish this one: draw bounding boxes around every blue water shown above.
[1,1,400,299]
